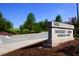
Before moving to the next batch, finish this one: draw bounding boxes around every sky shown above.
[0,3,77,28]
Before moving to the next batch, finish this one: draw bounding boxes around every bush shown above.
[74,34,79,37]
[32,24,42,33]
[7,29,21,34]
[20,29,30,34]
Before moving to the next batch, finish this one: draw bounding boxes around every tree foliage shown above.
[20,13,49,33]
[43,19,48,31]
[32,23,42,33]
[0,12,13,32]
[23,13,36,31]
[38,19,48,31]
[55,15,62,22]
[65,17,79,37]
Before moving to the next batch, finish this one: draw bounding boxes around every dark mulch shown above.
[2,40,79,56]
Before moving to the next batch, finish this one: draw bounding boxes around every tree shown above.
[23,13,36,31]
[38,21,44,31]
[0,12,13,32]
[38,19,49,31]
[43,19,48,31]
[0,12,3,18]
[55,15,62,22]
[68,17,77,25]
[32,23,42,33]
[6,20,13,29]
[19,25,24,30]
[20,13,48,33]
[65,17,79,37]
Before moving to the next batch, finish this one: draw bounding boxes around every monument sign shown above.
[48,22,74,47]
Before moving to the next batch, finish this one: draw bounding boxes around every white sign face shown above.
[48,22,74,47]
[52,28,73,39]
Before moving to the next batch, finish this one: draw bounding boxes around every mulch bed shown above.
[2,40,79,56]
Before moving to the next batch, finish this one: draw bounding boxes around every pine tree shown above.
[23,13,36,31]
[55,15,62,22]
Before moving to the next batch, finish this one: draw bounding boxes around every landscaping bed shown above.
[3,39,79,56]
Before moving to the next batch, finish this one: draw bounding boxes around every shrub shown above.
[20,29,30,34]
[32,24,42,33]
[7,29,21,34]
[74,34,79,37]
